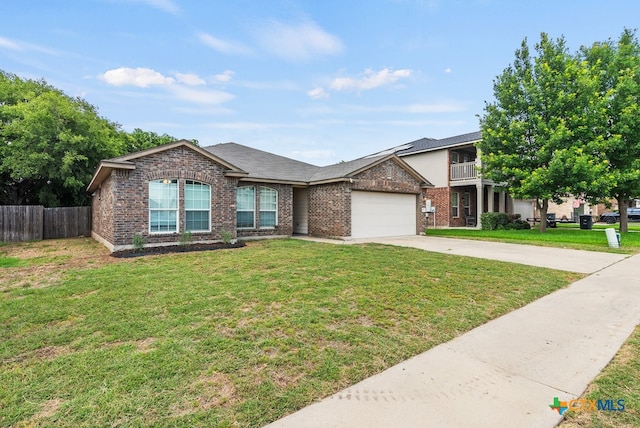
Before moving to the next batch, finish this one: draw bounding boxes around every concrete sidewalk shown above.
[265,236,639,427]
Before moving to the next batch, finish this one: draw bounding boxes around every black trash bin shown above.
[579,214,593,230]
[546,213,557,228]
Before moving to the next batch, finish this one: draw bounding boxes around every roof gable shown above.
[87,140,246,193]
[309,154,432,186]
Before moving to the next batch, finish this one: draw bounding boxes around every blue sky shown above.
[2,1,640,165]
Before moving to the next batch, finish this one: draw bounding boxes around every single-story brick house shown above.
[87,140,432,251]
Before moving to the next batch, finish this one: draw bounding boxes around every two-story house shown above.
[368,131,529,229]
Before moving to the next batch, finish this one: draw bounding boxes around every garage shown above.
[351,191,417,238]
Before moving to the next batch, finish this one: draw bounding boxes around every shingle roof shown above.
[395,131,482,156]
[364,131,482,158]
[204,143,319,183]
[203,143,425,184]
[308,155,388,182]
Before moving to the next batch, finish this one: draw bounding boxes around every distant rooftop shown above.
[366,131,482,158]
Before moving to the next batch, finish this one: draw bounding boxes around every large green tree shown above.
[0,71,123,206]
[120,128,196,153]
[580,29,640,232]
[0,71,186,207]
[478,33,611,231]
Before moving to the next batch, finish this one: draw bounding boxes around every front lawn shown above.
[425,226,640,253]
[0,238,581,427]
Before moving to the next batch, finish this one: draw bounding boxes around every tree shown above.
[0,71,123,206]
[0,71,188,207]
[580,29,640,233]
[478,33,611,231]
[121,128,197,153]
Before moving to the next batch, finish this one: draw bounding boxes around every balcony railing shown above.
[450,161,477,181]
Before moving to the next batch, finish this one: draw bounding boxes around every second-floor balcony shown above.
[450,161,478,181]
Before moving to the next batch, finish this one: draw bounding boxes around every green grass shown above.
[556,221,640,231]
[0,256,27,268]
[0,238,581,427]
[558,325,640,427]
[425,226,640,254]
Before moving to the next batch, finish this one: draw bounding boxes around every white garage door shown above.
[351,191,417,238]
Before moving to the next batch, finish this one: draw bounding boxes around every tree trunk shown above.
[537,198,549,232]
[618,197,628,233]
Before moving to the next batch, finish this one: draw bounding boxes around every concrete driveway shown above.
[348,235,627,274]
[266,235,638,427]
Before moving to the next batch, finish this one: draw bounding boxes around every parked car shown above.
[599,208,640,224]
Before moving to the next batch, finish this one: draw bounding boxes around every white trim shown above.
[149,179,179,234]
[236,185,256,229]
[185,180,212,233]
[259,186,278,229]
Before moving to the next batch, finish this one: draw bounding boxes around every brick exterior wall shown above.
[308,182,351,237]
[236,183,293,238]
[91,173,115,244]
[352,159,422,194]
[95,146,240,249]
[425,187,451,227]
[308,158,426,238]
[450,185,477,227]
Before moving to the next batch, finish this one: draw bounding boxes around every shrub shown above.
[132,234,146,252]
[179,231,193,246]
[482,212,530,230]
[481,212,511,230]
[220,229,233,244]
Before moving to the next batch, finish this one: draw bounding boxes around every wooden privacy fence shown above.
[0,206,91,242]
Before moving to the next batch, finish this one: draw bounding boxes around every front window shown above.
[237,186,255,228]
[259,187,278,228]
[452,192,459,218]
[185,180,211,232]
[149,179,178,233]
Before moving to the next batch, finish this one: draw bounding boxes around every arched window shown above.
[259,187,278,228]
[185,180,211,232]
[149,179,178,233]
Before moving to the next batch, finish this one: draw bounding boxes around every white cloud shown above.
[444,67,452,73]
[175,72,206,86]
[0,36,21,50]
[307,87,329,100]
[169,86,234,105]
[0,36,58,55]
[198,33,251,55]
[99,67,234,105]
[257,20,344,62]
[212,70,235,83]
[329,68,412,92]
[99,67,175,87]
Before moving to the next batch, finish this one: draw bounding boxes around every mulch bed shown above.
[111,242,246,258]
